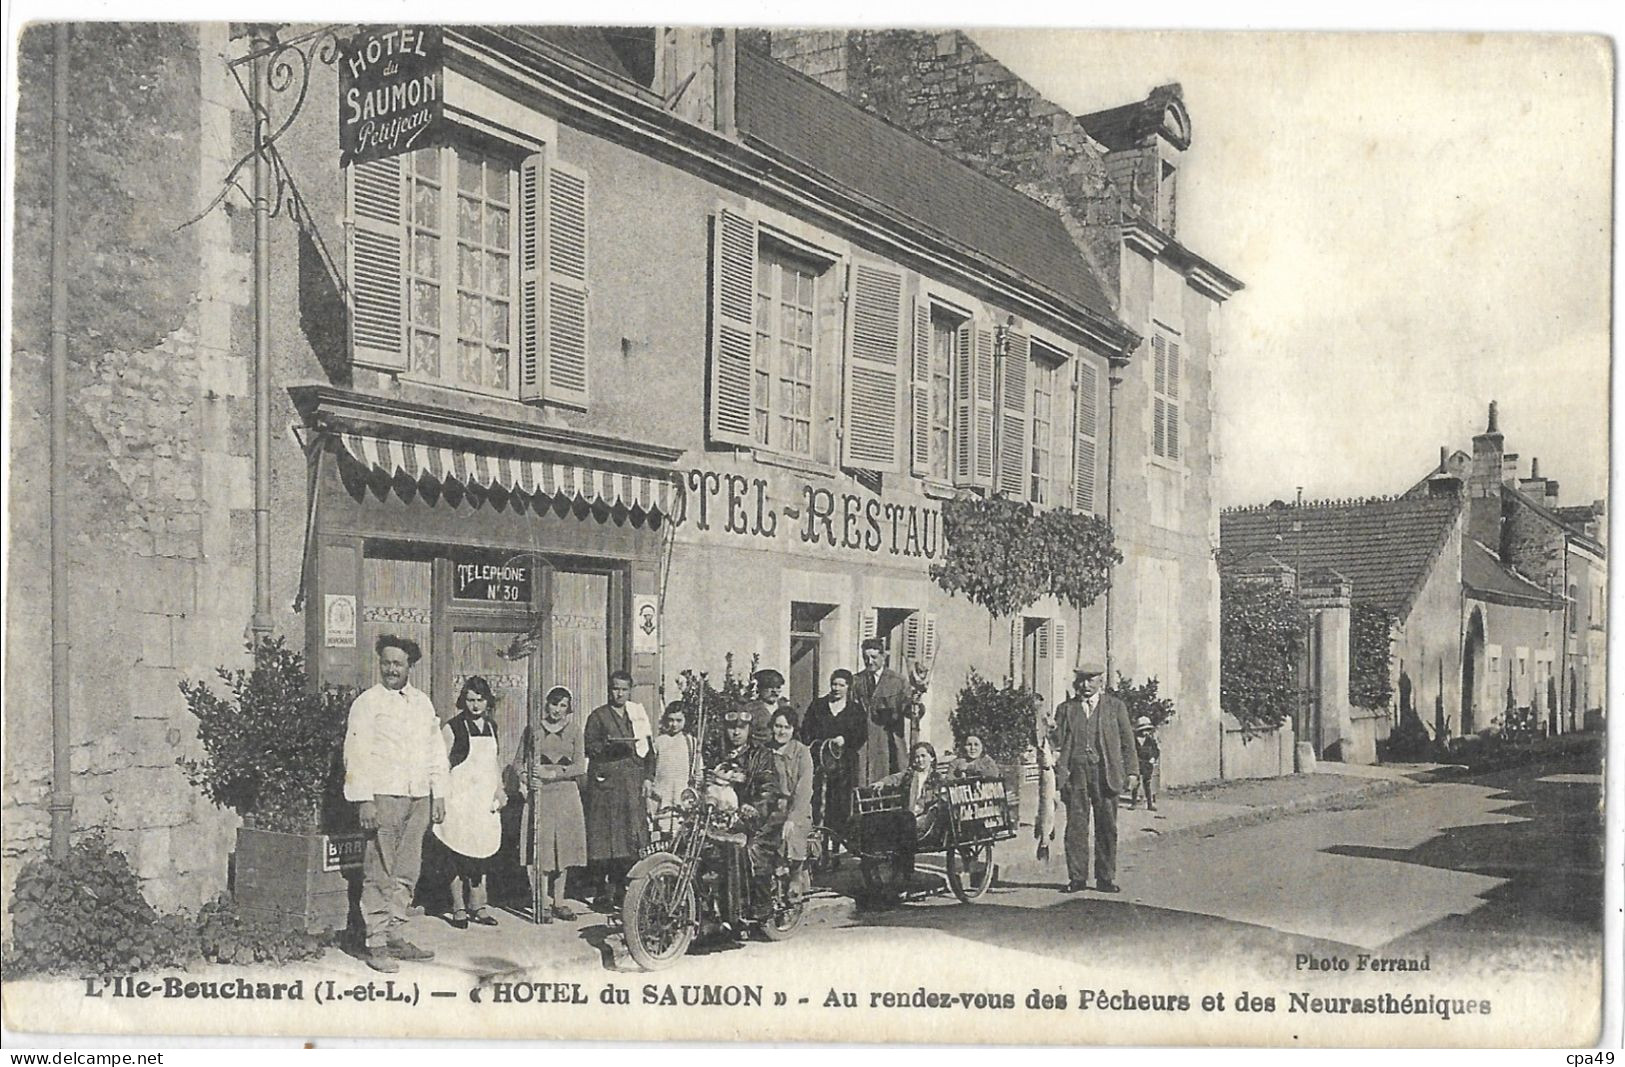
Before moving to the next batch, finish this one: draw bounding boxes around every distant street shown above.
[579,748,1604,983]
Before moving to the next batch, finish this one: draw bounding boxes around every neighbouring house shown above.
[8,24,1244,911]
[1406,401,1607,734]
[1221,401,1594,763]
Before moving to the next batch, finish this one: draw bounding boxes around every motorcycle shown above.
[621,790,810,971]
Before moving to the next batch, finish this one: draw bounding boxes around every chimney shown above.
[1502,452,1520,484]
[659,28,737,134]
[1467,401,1506,547]
[1470,401,1505,500]
[1426,445,1463,497]
[1545,480,1560,503]
[1519,455,1548,499]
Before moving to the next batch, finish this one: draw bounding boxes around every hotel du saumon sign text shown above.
[669,467,943,566]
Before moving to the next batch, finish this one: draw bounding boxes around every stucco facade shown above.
[752,28,1239,786]
[9,24,1240,914]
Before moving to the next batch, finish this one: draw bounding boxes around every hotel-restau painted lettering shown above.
[338,27,443,167]
[669,469,943,562]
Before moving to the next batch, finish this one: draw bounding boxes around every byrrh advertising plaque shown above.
[2,14,1615,1052]
[337,25,443,167]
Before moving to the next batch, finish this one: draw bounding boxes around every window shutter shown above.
[708,208,758,447]
[997,330,1030,497]
[1152,336,1167,458]
[518,153,544,401]
[922,613,939,665]
[1035,619,1049,660]
[1073,358,1099,513]
[902,612,922,662]
[952,322,976,486]
[909,297,932,477]
[541,160,590,409]
[1052,618,1066,664]
[1165,339,1181,460]
[973,324,996,487]
[346,158,407,372]
[842,261,905,472]
[860,608,878,643]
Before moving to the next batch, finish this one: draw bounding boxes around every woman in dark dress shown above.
[582,669,652,909]
[798,669,868,845]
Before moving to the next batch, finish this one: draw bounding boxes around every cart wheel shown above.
[946,843,995,902]
[760,872,807,942]
[860,853,909,902]
[622,855,696,970]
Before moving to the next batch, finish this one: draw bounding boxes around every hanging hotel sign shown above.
[338,26,444,167]
[454,559,532,603]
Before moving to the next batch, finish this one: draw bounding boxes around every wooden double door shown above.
[359,547,623,749]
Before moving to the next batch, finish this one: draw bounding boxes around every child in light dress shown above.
[649,702,699,821]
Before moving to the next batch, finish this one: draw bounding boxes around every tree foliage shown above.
[948,669,1040,764]
[931,495,1121,618]
[1219,576,1306,730]
[1348,601,1394,710]
[4,834,195,977]
[179,637,353,833]
[4,834,327,977]
[1108,674,1176,729]
[674,653,760,767]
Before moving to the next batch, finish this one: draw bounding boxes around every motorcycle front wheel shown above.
[622,855,697,970]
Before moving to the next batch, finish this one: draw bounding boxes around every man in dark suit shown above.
[853,637,912,782]
[1052,662,1138,894]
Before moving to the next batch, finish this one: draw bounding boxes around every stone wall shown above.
[1502,495,1567,596]
[5,23,310,915]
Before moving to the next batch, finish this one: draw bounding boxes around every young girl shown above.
[649,702,698,815]
[952,733,1002,779]
[435,677,506,929]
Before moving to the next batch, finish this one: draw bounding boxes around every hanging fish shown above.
[499,615,547,660]
[1035,742,1058,862]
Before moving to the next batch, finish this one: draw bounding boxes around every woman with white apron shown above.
[435,676,506,929]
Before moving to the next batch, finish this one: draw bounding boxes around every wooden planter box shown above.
[233,827,364,934]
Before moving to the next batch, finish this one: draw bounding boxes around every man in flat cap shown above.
[1052,662,1138,893]
[747,668,791,748]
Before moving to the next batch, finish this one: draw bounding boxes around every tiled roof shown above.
[1461,539,1565,609]
[1219,495,1462,618]
[733,47,1116,320]
[493,26,639,83]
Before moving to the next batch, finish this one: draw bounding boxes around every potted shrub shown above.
[179,637,358,933]
[948,670,1040,824]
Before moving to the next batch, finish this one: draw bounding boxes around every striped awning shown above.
[337,432,676,515]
